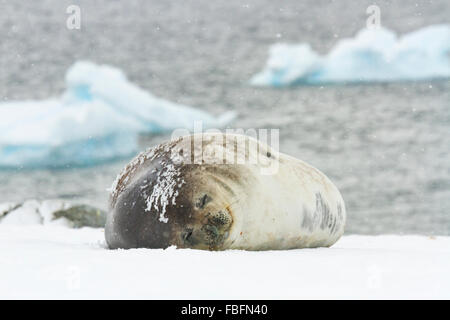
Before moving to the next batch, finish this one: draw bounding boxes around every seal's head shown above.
[175,175,235,250]
[105,135,245,250]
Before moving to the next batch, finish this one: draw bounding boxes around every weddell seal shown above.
[105,133,346,250]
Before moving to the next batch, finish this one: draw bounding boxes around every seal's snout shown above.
[180,196,233,250]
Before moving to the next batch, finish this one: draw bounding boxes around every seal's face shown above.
[106,162,235,250]
[175,187,234,250]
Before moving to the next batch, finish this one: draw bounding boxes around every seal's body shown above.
[106,133,346,250]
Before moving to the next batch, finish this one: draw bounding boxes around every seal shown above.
[105,133,346,250]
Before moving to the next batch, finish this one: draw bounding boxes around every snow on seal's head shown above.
[106,134,243,250]
[106,133,346,251]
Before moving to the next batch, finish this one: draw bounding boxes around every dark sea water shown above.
[0,0,449,235]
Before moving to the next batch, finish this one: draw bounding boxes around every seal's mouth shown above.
[181,208,233,250]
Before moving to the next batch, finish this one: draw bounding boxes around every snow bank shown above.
[0,199,105,228]
[251,24,450,86]
[0,61,235,168]
[0,225,448,299]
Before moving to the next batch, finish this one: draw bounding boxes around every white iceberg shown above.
[251,24,450,86]
[0,61,235,168]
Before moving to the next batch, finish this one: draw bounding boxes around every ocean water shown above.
[1,0,449,235]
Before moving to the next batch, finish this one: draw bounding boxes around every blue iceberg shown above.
[251,25,450,86]
[0,62,235,168]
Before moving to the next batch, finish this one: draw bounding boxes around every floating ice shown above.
[251,25,450,86]
[0,62,235,168]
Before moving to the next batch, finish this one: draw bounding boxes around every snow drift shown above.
[251,24,450,86]
[0,225,449,299]
[0,202,448,299]
[0,61,235,168]
[0,200,105,228]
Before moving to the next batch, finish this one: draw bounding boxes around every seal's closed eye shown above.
[196,194,211,209]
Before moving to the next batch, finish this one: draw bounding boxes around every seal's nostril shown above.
[203,224,219,238]
[183,228,193,242]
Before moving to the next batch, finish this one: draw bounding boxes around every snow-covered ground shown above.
[1,225,449,299]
